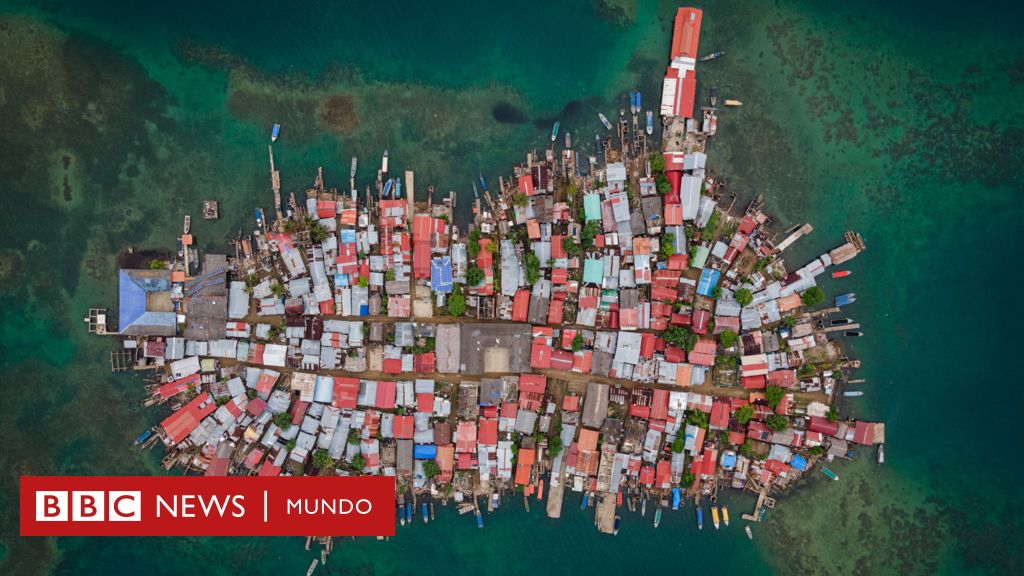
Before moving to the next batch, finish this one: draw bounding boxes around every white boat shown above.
[843,391,864,397]
[878,444,885,464]
[598,113,612,130]
[350,157,358,179]
[271,123,281,142]
[646,110,653,135]
[381,149,389,174]
[306,559,318,576]
[745,525,753,540]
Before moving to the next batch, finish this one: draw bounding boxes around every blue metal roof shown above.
[118,270,175,333]
[696,268,720,297]
[790,454,808,471]
[431,257,453,294]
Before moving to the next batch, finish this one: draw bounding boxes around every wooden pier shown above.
[269,145,283,221]
[110,349,134,372]
[84,308,111,335]
[822,323,860,334]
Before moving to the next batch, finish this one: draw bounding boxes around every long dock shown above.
[269,145,282,221]
[822,323,860,334]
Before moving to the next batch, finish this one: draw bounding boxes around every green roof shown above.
[583,258,604,285]
[583,194,602,221]
[692,245,711,269]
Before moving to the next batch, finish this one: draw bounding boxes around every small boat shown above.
[382,178,393,198]
[133,430,152,446]
[271,123,281,142]
[722,506,730,527]
[350,157,358,179]
[699,51,725,62]
[254,207,263,228]
[707,112,718,135]
[479,173,488,191]
[422,502,429,524]
[641,497,647,517]
[843,390,864,397]
[636,90,642,111]
[696,506,704,530]
[629,91,637,115]
[709,86,719,107]
[565,131,571,148]
[306,559,318,576]
[620,92,626,116]
[581,492,589,510]
[832,270,852,278]
[835,292,856,307]
[844,331,863,337]
[654,506,662,528]
[711,505,720,530]
[398,503,406,526]
[394,178,402,199]
[381,149,389,174]
[646,110,653,135]
[613,515,621,535]
[537,479,544,501]
[821,467,840,481]
[476,509,484,528]
[472,181,479,199]
[551,121,560,142]
[492,492,500,509]
[405,502,413,522]
[878,444,885,464]
[616,490,622,506]
[724,99,743,107]
[745,525,753,540]
[671,488,681,510]
[598,113,612,130]
[830,318,853,326]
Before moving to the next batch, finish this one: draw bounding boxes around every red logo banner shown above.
[20,476,396,536]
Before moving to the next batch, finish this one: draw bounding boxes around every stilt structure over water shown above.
[269,145,283,221]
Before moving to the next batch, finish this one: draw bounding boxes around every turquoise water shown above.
[1,0,1022,574]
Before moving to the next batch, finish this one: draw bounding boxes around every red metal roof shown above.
[393,415,414,439]
[333,377,359,409]
[515,448,536,485]
[512,290,531,322]
[375,380,397,409]
[479,419,498,445]
[456,421,477,453]
[160,393,216,446]
[670,7,702,59]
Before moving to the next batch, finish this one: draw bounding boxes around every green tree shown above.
[719,329,737,348]
[512,192,529,206]
[580,221,599,249]
[798,363,815,378]
[809,446,825,456]
[273,412,292,431]
[571,334,584,352]
[384,269,396,281]
[562,236,581,258]
[309,222,329,243]
[783,315,797,328]
[313,449,335,470]
[715,354,738,369]
[486,239,499,254]
[447,290,465,316]
[347,429,361,444]
[524,252,541,284]
[270,282,287,298]
[734,288,753,307]
[548,436,563,458]
[357,276,369,288]
[350,454,365,472]
[659,234,676,259]
[766,415,789,432]
[664,326,697,352]
[466,266,484,286]
[423,460,440,479]
[801,286,825,308]
[467,240,480,258]
[826,406,839,422]
[286,439,297,451]
[655,173,670,195]
[739,440,756,457]
[682,471,696,486]
[148,259,164,270]
[687,410,710,430]
[672,435,686,453]
[764,385,786,409]
[711,286,722,300]
[734,404,754,425]
[649,152,666,172]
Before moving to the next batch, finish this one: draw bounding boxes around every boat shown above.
[551,121,560,142]
[405,502,413,522]
[832,270,852,278]
[844,331,863,337]
[745,525,753,540]
[707,113,718,135]
[479,173,488,191]
[878,444,885,464]
[254,207,263,228]
[133,430,152,446]
[271,123,281,142]
[654,506,662,528]
[381,149,389,174]
[613,515,621,535]
[843,390,864,397]
[646,110,653,135]
[724,99,743,107]
[835,292,856,307]
[422,502,429,523]
[537,479,544,501]
[394,178,402,199]
[476,509,484,528]
[830,318,853,326]
[620,92,626,116]
[821,467,840,481]
[711,505,720,530]
[598,113,612,130]
[636,90,641,111]
[350,157,357,179]
[581,492,589,510]
[722,506,730,527]
[398,503,406,526]
[616,490,622,506]
[491,492,499,509]
[699,51,725,62]
[565,131,571,148]
[710,86,719,107]
[382,178,393,198]
[696,506,704,530]
[641,497,647,517]
[629,91,637,115]
[472,181,479,199]
[306,559,318,576]
[671,488,681,510]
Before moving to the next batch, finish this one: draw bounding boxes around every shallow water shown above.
[1,1,1022,574]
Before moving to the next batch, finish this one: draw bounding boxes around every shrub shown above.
[764,385,786,409]
[734,405,754,425]
[766,415,789,432]
[273,412,292,431]
[801,286,825,307]
[735,288,753,307]
[719,329,737,348]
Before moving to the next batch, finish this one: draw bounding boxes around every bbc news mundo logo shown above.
[35,491,142,522]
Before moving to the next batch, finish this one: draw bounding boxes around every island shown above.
[89,6,883,560]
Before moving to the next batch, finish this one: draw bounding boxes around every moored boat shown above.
[254,207,263,228]
[422,502,429,523]
[832,270,852,278]
[709,86,719,107]
[551,121,560,142]
[599,113,612,130]
[307,559,318,576]
[830,318,853,326]
[878,444,885,464]
[350,156,357,178]
[835,292,857,307]
[382,179,393,198]
[711,505,720,530]
[724,99,743,107]
[616,490,622,506]
[476,509,484,528]
[745,525,753,540]
[406,502,413,522]
[636,90,641,111]
[671,488,681,510]
[843,390,864,397]
[696,506,704,530]
[620,92,626,116]
[581,492,588,510]
[479,173,488,191]
[844,330,863,337]
[472,181,479,199]
[271,123,281,142]
[821,467,840,481]
[699,51,725,62]
[722,506,730,527]
[381,149,389,174]
[398,503,406,526]
[537,479,544,501]
[133,429,152,446]
[613,515,621,535]
[646,110,653,135]
[641,496,647,517]
[565,131,571,148]
[654,506,662,528]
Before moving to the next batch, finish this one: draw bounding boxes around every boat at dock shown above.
[671,488,681,510]
[581,492,589,510]
[616,490,622,506]
[629,91,637,115]
[646,110,653,135]
[350,157,357,178]
[271,123,280,142]
[537,479,544,501]
[551,121,560,142]
[832,270,851,278]
[475,509,484,528]
[620,92,626,116]
[844,331,863,337]
[711,505,720,530]
[710,86,719,107]
[745,525,753,540]
[821,467,840,481]
[472,181,479,199]
[405,502,413,522]
[724,99,743,107]
[722,506,730,527]
[641,496,647,517]
[306,559,318,576]
[398,503,406,526]
[613,515,621,535]
[696,506,704,530]
[133,429,152,446]
[254,207,263,229]
[699,51,725,62]
[830,318,853,326]
[422,502,429,523]
[878,444,885,464]
[394,178,401,198]
[835,292,857,307]
[636,90,641,111]
[565,131,571,148]
[491,492,499,509]
[843,390,864,397]
[479,173,488,191]
[381,149,389,174]
[653,506,662,528]
[382,178,393,198]
[598,113,612,130]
